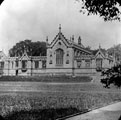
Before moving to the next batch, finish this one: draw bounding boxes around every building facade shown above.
[0,26,114,76]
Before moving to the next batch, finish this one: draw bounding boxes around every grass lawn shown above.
[0,91,121,120]
[0,76,120,119]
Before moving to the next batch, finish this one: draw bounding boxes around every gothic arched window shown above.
[96,58,102,71]
[56,49,64,66]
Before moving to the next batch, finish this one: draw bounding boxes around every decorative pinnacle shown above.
[59,24,61,32]
[99,43,101,49]
[78,36,81,45]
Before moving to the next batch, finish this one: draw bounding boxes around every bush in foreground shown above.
[101,64,121,88]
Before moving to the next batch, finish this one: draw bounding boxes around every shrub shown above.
[101,64,121,88]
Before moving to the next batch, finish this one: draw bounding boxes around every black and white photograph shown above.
[0,0,121,120]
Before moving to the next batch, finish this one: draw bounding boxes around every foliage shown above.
[9,40,46,57]
[107,44,121,62]
[0,0,3,5]
[101,64,121,88]
[77,0,121,21]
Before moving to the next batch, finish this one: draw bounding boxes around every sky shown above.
[0,0,121,55]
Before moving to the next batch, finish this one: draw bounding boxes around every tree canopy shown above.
[77,0,121,21]
[9,40,46,57]
[0,0,3,5]
[107,44,121,61]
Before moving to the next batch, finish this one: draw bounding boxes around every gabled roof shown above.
[0,51,6,57]
[48,26,92,55]
[19,51,30,61]
[94,46,113,60]
[95,49,105,59]
[0,51,7,61]
[48,31,72,48]
[72,43,92,55]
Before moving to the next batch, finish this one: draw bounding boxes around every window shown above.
[42,60,46,69]
[0,62,4,69]
[66,60,69,64]
[49,60,52,64]
[58,42,61,45]
[56,49,64,66]
[85,60,90,68]
[12,61,14,68]
[35,61,39,69]
[50,51,52,57]
[22,60,27,69]
[77,61,81,68]
[16,61,19,67]
[96,58,102,68]
[67,51,69,56]
[96,58,102,71]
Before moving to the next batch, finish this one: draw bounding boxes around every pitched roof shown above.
[49,31,72,48]
[94,48,113,60]
[0,51,7,60]
[48,30,92,55]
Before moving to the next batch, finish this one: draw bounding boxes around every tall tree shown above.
[77,0,121,21]
[9,40,46,57]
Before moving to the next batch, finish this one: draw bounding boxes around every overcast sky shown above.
[0,0,121,55]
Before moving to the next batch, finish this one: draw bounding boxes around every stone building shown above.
[0,26,114,76]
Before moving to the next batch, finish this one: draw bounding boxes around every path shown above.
[66,102,121,120]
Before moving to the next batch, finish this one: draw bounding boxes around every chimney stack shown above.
[78,36,81,45]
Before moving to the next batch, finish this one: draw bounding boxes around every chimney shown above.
[78,36,81,45]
